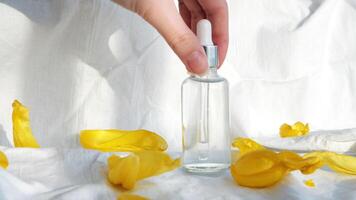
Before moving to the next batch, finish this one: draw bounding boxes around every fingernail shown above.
[187,51,208,75]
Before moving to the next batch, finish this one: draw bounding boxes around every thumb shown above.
[115,0,208,74]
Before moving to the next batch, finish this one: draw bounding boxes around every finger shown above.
[197,0,228,67]
[112,0,136,10]
[178,1,191,29]
[182,0,206,33]
[130,0,208,74]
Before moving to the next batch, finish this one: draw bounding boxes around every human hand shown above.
[112,0,228,74]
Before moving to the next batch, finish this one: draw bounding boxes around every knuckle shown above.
[169,32,193,51]
[134,1,155,21]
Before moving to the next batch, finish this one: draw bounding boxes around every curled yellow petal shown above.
[232,138,266,157]
[279,122,309,138]
[325,153,356,175]
[0,151,9,169]
[12,100,40,148]
[234,150,280,176]
[279,124,293,137]
[278,151,320,170]
[108,151,180,190]
[134,151,181,180]
[118,194,148,200]
[108,154,140,190]
[304,179,315,187]
[231,149,320,188]
[80,129,167,152]
[292,122,309,133]
[231,163,288,188]
[231,149,288,188]
[300,160,324,175]
[298,151,325,175]
[304,152,356,175]
[230,138,326,188]
[304,152,354,174]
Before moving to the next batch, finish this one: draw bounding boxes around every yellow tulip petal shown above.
[231,163,288,188]
[0,151,9,169]
[230,138,326,188]
[279,122,309,138]
[301,152,327,174]
[278,151,302,162]
[234,150,280,176]
[300,160,324,175]
[230,136,356,188]
[12,100,40,148]
[80,129,167,152]
[303,151,356,175]
[135,151,180,180]
[278,151,320,170]
[231,139,287,187]
[292,122,309,135]
[303,152,326,159]
[108,154,140,190]
[232,138,266,157]
[279,124,294,138]
[324,153,356,175]
[304,179,315,187]
[118,194,148,200]
[108,152,180,190]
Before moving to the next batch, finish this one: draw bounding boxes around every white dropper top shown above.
[197,19,214,46]
[196,19,218,68]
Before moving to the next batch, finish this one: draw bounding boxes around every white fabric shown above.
[2,147,356,200]
[0,0,356,199]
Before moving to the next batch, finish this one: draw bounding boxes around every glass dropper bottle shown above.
[181,19,231,174]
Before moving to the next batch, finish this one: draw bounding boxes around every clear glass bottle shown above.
[181,19,231,174]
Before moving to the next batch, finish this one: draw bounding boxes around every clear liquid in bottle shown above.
[181,68,231,175]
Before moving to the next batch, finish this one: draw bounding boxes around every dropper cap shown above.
[197,19,219,68]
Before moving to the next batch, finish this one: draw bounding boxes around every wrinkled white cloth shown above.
[2,147,356,200]
[0,0,356,199]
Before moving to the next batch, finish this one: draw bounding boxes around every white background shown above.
[0,0,356,199]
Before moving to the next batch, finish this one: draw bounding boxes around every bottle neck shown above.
[191,44,219,80]
[192,67,218,79]
[201,45,219,79]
